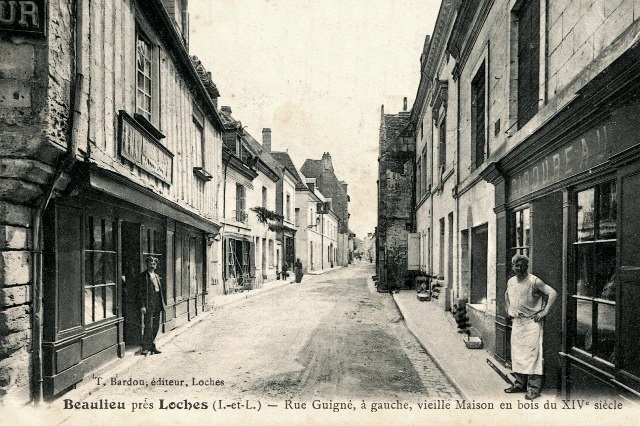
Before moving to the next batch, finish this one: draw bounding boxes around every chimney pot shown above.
[262,128,272,152]
[403,97,407,111]
[221,106,232,114]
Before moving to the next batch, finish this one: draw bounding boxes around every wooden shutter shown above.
[407,233,420,271]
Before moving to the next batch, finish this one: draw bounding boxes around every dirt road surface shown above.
[45,262,459,424]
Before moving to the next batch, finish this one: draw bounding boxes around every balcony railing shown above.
[233,209,248,223]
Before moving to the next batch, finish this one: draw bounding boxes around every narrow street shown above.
[50,263,458,423]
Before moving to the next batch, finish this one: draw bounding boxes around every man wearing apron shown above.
[504,254,557,400]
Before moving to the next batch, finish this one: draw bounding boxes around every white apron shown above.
[511,316,543,375]
[507,274,544,375]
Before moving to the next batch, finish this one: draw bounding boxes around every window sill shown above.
[467,303,487,313]
[134,113,165,140]
[193,167,213,182]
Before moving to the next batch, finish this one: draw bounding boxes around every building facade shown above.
[218,109,280,293]
[408,0,640,399]
[0,0,228,402]
[377,103,415,292]
[300,152,352,267]
[296,177,340,273]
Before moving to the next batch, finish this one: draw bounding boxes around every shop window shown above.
[512,208,531,257]
[572,181,617,363]
[516,0,540,129]
[471,63,486,170]
[84,217,117,325]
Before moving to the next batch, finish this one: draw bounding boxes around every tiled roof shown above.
[242,132,282,177]
[300,159,323,178]
[271,151,304,184]
[190,55,220,99]
[218,108,242,131]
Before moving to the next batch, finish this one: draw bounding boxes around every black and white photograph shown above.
[0,0,639,424]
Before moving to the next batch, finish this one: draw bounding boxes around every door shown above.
[122,222,141,346]
[470,224,488,304]
[531,191,563,392]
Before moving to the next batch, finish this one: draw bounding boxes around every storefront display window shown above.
[512,207,530,257]
[84,217,117,324]
[572,181,617,364]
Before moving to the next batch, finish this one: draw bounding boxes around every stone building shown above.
[0,0,228,402]
[300,152,352,266]
[410,0,640,399]
[376,101,415,292]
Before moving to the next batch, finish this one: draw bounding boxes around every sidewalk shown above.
[306,265,345,275]
[63,277,294,403]
[389,287,521,402]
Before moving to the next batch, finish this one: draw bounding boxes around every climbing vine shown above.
[250,206,284,229]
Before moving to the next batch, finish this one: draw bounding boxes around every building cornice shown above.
[411,0,459,125]
[448,0,495,81]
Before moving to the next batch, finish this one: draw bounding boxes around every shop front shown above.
[42,165,217,398]
[483,50,640,400]
[223,233,254,292]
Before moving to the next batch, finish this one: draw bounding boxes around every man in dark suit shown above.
[137,256,166,355]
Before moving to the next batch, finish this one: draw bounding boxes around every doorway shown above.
[470,224,488,304]
[121,222,141,347]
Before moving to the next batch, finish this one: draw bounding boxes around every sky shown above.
[189,0,440,238]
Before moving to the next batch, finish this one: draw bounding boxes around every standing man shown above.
[504,253,557,400]
[294,258,303,283]
[138,256,166,355]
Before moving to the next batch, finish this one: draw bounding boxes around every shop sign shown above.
[119,112,173,184]
[0,0,46,36]
[509,122,613,200]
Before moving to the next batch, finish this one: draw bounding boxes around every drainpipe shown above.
[454,75,461,304]
[31,0,84,403]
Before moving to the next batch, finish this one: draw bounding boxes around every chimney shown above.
[403,97,408,111]
[262,128,271,152]
[221,106,232,114]
[322,152,334,171]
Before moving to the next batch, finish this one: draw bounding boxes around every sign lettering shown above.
[119,112,173,184]
[508,122,613,200]
[0,0,45,36]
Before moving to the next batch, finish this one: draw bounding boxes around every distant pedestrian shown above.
[294,258,303,283]
[282,261,289,280]
[137,256,166,355]
[504,254,557,400]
